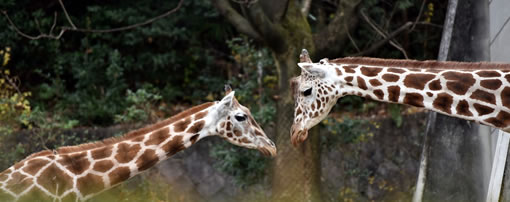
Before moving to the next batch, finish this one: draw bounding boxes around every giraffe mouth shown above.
[290,125,309,147]
[258,139,277,157]
[258,146,277,157]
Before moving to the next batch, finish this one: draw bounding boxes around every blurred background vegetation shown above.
[1,0,447,201]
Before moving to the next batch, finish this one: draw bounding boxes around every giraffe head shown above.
[290,49,341,146]
[213,87,277,156]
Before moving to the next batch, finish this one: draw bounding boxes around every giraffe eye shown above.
[235,114,247,122]
[303,88,312,96]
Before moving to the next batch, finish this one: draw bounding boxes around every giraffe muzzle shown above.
[290,125,309,147]
[258,139,277,157]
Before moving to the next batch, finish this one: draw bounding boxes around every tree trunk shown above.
[421,0,490,201]
[271,48,322,202]
[269,4,321,200]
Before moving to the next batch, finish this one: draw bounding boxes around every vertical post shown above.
[412,0,458,201]
[486,131,510,202]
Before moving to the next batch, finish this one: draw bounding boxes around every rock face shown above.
[320,113,426,202]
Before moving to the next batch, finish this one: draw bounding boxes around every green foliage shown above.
[114,86,162,124]
[211,141,268,186]
[0,47,32,134]
[321,117,372,147]
[1,0,233,125]
[388,104,403,127]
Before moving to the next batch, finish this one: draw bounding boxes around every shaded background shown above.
[0,0,478,201]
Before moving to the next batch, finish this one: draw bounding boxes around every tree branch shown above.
[58,0,76,29]
[352,21,413,57]
[245,2,288,52]
[211,0,263,41]
[360,9,409,58]
[2,0,184,40]
[313,0,361,58]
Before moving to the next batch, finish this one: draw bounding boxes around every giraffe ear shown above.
[298,63,325,78]
[219,91,235,109]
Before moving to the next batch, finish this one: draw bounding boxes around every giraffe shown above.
[0,88,276,202]
[290,49,510,145]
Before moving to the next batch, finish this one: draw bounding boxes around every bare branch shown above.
[246,2,288,52]
[49,12,58,35]
[345,23,360,53]
[313,0,361,58]
[2,0,184,40]
[58,0,77,29]
[211,0,263,41]
[352,22,413,57]
[360,9,409,58]
[64,0,184,33]
[410,0,427,32]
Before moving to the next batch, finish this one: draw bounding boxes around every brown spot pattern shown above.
[426,92,433,97]
[404,93,424,107]
[336,68,342,76]
[234,129,242,137]
[485,111,510,128]
[91,146,113,159]
[369,79,382,87]
[6,172,31,194]
[108,167,131,186]
[37,164,72,195]
[115,143,141,164]
[343,65,357,73]
[357,77,367,90]
[240,138,251,144]
[388,86,401,102]
[442,71,476,95]
[470,90,496,105]
[480,79,502,90]
[474,104,494,116]
[254,129,264,137]
[382,74,400,82]
[387,68,406,73]
[477,71,501,77]
[345,76,353,82]
[77,173,104,196]
[194,111,208,120]
[174,117,192,132]
[428,80,442,91]
[58,152,90,175]
[190,134,200,144]
[162,136,185,157]
[456,100,473,116]
[93,160,114,172]
[404,74,436,90]
[433,93,453,114]
[360,66,382,77]
[502,87,510,108]
[186,120,205,134]
[136,149,158,171]
[373,89,384,100]
[23,159,49,175]
[145,127,170,146]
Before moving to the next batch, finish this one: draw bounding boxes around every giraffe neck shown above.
[0,102,217,201]
[329,61,510,131]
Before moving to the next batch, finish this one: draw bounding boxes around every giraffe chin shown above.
[291,129,309,147]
